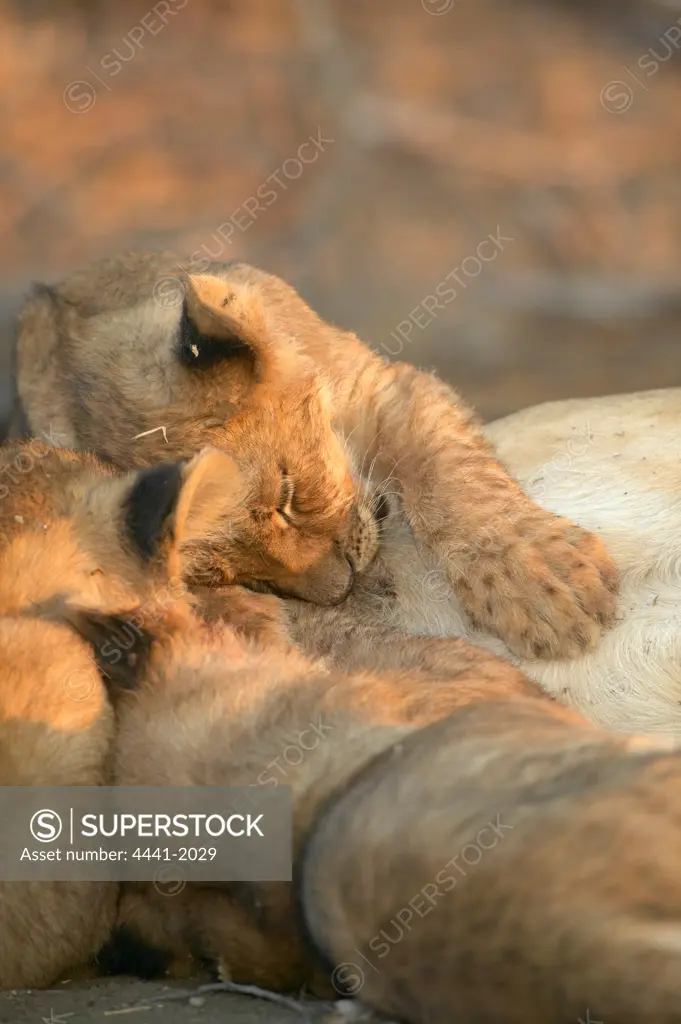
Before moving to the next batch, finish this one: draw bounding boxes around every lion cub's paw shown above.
[453,513,619,660]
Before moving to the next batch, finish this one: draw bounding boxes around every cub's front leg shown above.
[338,358,619,660]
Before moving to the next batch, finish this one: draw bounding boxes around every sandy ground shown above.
[0,978,339,1024]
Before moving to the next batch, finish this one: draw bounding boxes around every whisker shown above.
[373,473,404,496]
[370,488,401,506]
[338,421,362,454]
[365,451,383,487]
[356,442,374,483]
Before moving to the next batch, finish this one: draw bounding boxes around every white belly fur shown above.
[383,387,681,735]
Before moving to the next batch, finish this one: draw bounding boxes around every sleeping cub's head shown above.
[14,256,384,604]
[0,435,374,618]
[175,274,374,601]
[0,442,244,618]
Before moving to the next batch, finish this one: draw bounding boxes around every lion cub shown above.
[13,263,382,606]
[62,596,681,1024]
[0,438,290,989]
[13,250,618,659]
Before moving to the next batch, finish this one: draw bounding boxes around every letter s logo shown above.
[30,809,63,843]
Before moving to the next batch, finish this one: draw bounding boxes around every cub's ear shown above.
[123,449,248,576]
[169,447,250,580]
[125,462,185,563]
[179,274,255,370]
[180,273,300,382]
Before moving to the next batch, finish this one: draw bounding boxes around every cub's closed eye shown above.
[277,475,295,524]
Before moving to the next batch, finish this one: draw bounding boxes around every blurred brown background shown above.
[2,0,681,429]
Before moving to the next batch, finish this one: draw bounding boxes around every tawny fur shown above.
[6,437,681,1020]
[13,262,381,606]
[0,440,558,997]
[0,614,118,989]
[302,703,681,1024]
[13,251,618,658]
[83,600,547,983]
[69,597,681,1024]
[0,441,296,987]
[0,443,132,988]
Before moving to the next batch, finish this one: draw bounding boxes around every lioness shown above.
[473,387,681,734]
[13,251,618,660]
